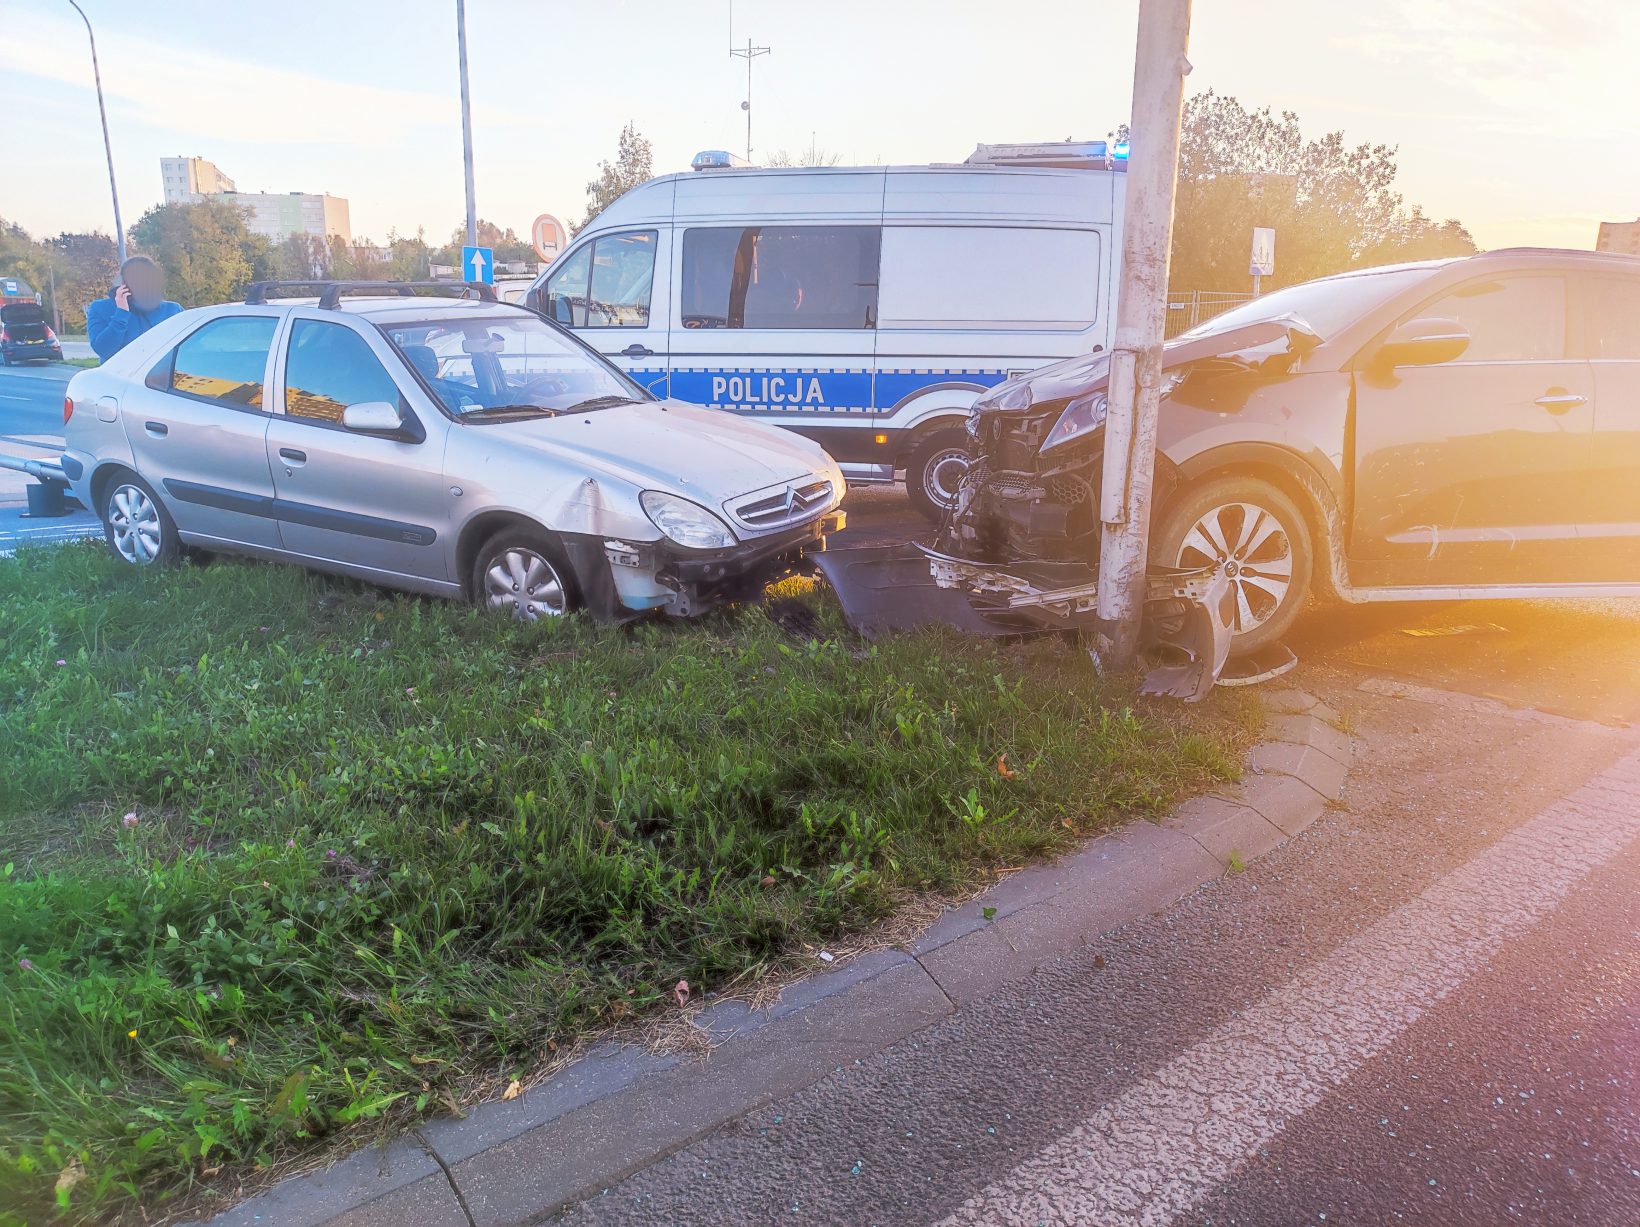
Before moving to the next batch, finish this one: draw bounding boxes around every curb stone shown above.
[194,690,1354,1227]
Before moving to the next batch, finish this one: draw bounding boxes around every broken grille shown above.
[729,478,834,531]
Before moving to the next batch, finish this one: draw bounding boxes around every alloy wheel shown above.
[1172,501,1294,633]
[107,483,164,565]
[483,548,568,621]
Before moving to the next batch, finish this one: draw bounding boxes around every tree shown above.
[764,139,842,168]
[45,232,119,333]
[430,219,536,270]
[1167,91,1476,292]
[383,228,431,281]
[127,199,269,306]
[578,122,653,232]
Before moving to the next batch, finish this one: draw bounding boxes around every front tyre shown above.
[101,472,179,568]
[906,427,970,523]
[1150,474,1312,655]
[472,526,577,622]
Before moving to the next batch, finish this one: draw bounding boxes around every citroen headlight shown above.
[972,382,1033,415]
[1041,393,1109,452]
[640,491,737,549]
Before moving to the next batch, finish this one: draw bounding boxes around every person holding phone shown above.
[85,254,182,362]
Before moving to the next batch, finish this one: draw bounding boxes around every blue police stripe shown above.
[634,366,1010,414]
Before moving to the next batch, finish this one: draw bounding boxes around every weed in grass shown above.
[0,540,1255,1223]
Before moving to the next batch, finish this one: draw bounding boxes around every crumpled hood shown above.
[977,315,1321,415]
[463,398,834,502]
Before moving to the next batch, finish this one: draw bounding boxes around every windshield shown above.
[380,313,649,417]
[1175,265,1443,345]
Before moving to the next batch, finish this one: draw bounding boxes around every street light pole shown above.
[1092,0,1193,671]
[66,0,125,264]
[729,38,771,165]
[455,0,478,247]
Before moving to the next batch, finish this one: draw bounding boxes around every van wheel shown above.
[906,428,970,522]
[472,526,578,622]
[1150,475,1312,656]
[101,472,179,569]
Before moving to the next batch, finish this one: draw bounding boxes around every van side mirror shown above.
[341,400,407,436]
[1376,318,1470,368]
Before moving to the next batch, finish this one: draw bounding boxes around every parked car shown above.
[1,301,63,364]
[59,282,844,620]
[935,247,1640,654]
[522,140,1129,520]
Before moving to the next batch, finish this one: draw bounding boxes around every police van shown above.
[525,140,1127,519]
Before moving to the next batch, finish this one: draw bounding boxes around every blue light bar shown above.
[1112,139,1130,159]
[691,150,749,171]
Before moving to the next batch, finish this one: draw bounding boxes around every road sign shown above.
[531,214,566,263]
[1249,227,1276,277]
[463,244,494,285]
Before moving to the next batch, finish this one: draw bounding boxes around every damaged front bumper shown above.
[569,510,846,619]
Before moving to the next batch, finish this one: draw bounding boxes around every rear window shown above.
[681,226,880,330]
[876,227,1100,329]
[168,316,278,408]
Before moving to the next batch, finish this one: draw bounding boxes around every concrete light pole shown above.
[456,0,478,247]
[65,0,126,264]
[1093,0,1193,671]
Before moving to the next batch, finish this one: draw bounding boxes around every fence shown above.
[1164,290,1253,339]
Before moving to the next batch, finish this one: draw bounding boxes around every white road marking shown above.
[940,749,1640,1227]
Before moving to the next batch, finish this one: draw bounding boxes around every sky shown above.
[2,0,1635,254]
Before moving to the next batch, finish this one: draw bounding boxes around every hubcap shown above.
[107,483,162,565]
[1174,501,1294,634]
[925,449,969,506]
[483,548,567,621]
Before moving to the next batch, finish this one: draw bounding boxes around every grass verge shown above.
[0,541,1257,1223]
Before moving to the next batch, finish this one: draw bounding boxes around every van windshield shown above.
[381,314,649,417]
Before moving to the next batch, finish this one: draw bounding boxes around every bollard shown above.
[25,480,70,518]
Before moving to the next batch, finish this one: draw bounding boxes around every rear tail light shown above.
[63,396,74,425]
[44,326,57,341]
[0,329,9,343]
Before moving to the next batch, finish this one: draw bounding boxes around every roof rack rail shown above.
[243,280,500,309]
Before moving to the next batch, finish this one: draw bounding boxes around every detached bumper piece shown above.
[817,542,1293,701]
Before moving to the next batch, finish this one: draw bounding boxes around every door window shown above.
[543,230,657,328]
[1403,276,1566,363]
[168,316,278,408]
[681,226,880,330]
[284,320,403,424]
[1581,277,1640,359]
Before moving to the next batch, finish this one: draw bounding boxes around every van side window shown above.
[543,231,657,328]
[682,226,880,330]
[876,227,1101,330]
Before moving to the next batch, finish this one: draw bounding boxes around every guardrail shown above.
[0,451,72,516]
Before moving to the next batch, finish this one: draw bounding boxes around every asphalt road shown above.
[0,359,76,435]
[560,488,1640,1227]
[0,361,101,553]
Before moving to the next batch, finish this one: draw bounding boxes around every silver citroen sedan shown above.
[59,282,844,620]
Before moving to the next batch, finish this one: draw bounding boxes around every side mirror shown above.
[1376,317,1470,368]
[341,400,406,436]
[524,286,544,314]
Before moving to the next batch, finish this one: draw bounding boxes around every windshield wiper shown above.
[564,395,643,413]
[460,404,558,421]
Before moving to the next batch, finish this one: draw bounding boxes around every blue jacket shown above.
[85,292,183,361]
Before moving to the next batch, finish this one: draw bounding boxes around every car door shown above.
[539,228,670,395]
[124,313,281,548]
[1350,273,1597,585]
[1574,273,1640,580]
[264,313,451,582]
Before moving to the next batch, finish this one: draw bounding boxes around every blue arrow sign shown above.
[462,244,494,285]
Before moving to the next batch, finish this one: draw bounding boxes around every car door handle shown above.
[618,343,654,358]
[278,447,307,465]
[1534,391,1586,414]
[143,421,168,437]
